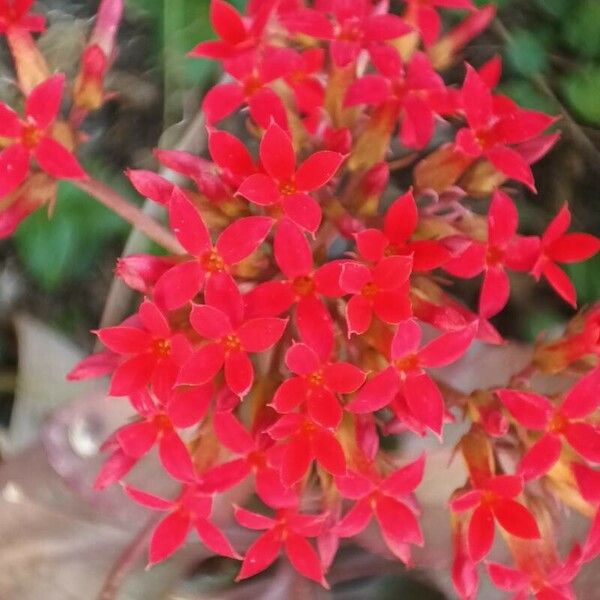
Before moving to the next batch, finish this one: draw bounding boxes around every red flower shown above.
[450,474,540,562]
[113,385,209,482]
[344,49,450,149]
[532,204,600,307]
[178,273,288,396]
[444,190,540,318]
[0,0,45,34]
[235,505,328,586]
[244,218,345,358]
[154,187,274,310]
[237,123,345,233]
[340,254,413,336]
[198,410,297,508]
[267,413,346,487]
[354,189,450,272]
[272,340,365,429]
[96,299,192,396]
[188,0,272,60]
[496,367,600,480]
[0,74,85,198]
[334,455,425,564]
[200,48,295,128]
[454,64,555,191]
[125,483,240,564]
[281,0,411,68]
[403,0,474,46]
[348,319,476,434]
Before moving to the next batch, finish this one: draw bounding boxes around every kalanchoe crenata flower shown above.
[125,483,241,564]
[154,186,274,309]
[0,0,45,34]
[335,455,426,564]
[234,505,328,586]
[237,123,345,233]
[531,204,600,307]
[8,1,599,597]
[403,0,474,46]
[95,299,192,396]
[444,190,540,318]
[0,74,86,198]
[496,366,600,480]
[280,0,411,68]
[178,273,288,396]
[450,474,540,562]
[348,319,476,435]
[454,64,556,191]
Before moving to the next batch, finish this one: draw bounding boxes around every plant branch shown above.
[74,177,184,255]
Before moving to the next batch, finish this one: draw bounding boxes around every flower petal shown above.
[169,187,211,256]
[154,261,204,311]
[260,122,296,181]
[177,343,225,386]
[189,303,232,339]
[295,151,344,192]
[281,192,322,233]
[238,318,288,352]
[195,518,240,559]
[224,351,254,396]
[468,505,494,562]
[236,530,282,581]
[236,173,280,206]
[26,74,64,129]
[216,216,274,265]
[347,367,400,413]
[35,138,85,179]
[274,218,313,278]
[149,511,190,565]
[285,533,327,586]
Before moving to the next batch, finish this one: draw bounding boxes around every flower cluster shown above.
[2,0,600,598]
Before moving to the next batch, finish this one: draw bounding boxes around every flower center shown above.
[243,74,263,97]
[201,249,225,272]
[486,245,505,268]
[293,275,315,297]
[307,370,324,388]
[361,281,379,300]
[549,413,568,434]
[21,123,43,148]
[152,338,171,358]
[394,353,421,373]
[279,181,297,196]
[222,334,242,353]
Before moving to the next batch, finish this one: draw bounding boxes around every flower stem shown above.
[73,177,184,255]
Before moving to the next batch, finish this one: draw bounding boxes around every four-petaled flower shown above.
[267,413,347,487]
[403,0,474,46]
[354,189,450,272]
[334,455,426,564]
[237,123,345,233]
[340,254,413,336]
[178,273,288,396]
[0,74,85,198]
[154,186,274,310]
[125,483,241,564]
[450,474,540,562]
[348,319,476,435]
[444,190,540,318]
[454,64,555,191]
[531,203,600,307]
[496,367,600,480]
[281,0,411,67]
[235,505,328,586]
[272,340,365,429]
[96,299,192,396]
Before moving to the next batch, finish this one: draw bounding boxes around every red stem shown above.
[74,178,184,255]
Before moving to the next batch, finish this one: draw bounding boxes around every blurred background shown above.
[0,1,599,598]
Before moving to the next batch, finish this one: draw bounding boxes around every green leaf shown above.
[561,66,600,126]
[498,80,556,113]
[565,254,600,304]
[505,29,548,77]
[14,179,128,291]
[532,0,569,18]
[562,0,600,59]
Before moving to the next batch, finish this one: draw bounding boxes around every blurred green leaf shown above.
[565,254,600,304]
[561,66,600,125]
[498,80,556,113]
[562,0,600,59]
[15,178,128,291]
[505,29,548,77]
[532,0,569,18]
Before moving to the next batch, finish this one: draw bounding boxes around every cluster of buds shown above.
[2,1,600,598]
